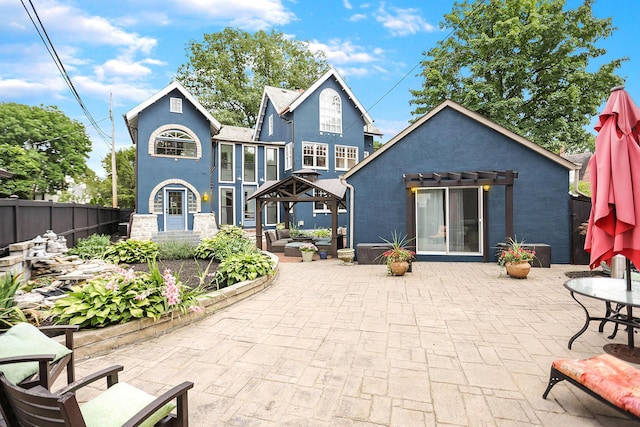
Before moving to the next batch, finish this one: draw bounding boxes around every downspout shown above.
[340,176,355,249]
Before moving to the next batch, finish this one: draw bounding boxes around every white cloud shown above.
[308,39,383,66]
[343,0,353,9]
[171,0,295,30]
[375,3,437,36]
[349,13,367,22]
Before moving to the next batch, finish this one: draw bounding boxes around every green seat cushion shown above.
[81,382,175,427]
[0,322,72,384]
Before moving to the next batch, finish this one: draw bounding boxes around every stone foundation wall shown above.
[193,213,218,239]
[129,214,158,241]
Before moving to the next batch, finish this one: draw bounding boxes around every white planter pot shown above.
[301,251,314,262]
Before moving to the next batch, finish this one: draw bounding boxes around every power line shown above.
[20,0,111,143]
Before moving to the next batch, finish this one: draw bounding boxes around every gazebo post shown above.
[255,199,263,250]
[330,198,339,257]
[283,202,291,229]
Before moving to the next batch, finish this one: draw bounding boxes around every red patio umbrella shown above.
[585,87,640,274]
[584,86,640,356]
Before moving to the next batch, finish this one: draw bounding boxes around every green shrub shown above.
[66,234,111,260]
[158,240,197,260]
[50,263,203,328]
[103,240,159,264]
[0,273,28,330]
[214,251,274,288]
[215,225,245,239]
[313,228,331,238]
[194,233,253,261]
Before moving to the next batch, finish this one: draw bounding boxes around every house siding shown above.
[135,89,212,229]
[347,106,572,264]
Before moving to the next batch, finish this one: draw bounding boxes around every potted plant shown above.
[299,242,318,262]
[498,238,536,278]
[379,232,415,276]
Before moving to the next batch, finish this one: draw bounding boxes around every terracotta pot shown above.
[389,260,409,276]
[506,261,531,279]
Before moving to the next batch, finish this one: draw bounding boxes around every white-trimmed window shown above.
[170,97,182,113]
[285,142,293,171]
[155,129,197,157]
[303,142,328,169]
[319,88,342,133]
[335,145,358,170]
[243,145,257,182]
[313,189,346,213]
[219,187,234,226]
[265,201,278,225]
[219,143,234,182]
[268,114,273,136]
[265,147,278,181]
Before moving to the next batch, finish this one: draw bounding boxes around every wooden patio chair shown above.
[0,361,193,426]
[0,322,78,390]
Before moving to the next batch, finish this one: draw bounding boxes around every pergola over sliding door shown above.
[404,170,518,262]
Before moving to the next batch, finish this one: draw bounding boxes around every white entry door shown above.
[165,188,186,230]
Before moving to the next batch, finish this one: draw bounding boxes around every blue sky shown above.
[0,0,637,177]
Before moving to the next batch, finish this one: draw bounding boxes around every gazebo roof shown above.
[250,175,347,202]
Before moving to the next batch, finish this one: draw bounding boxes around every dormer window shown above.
[170,97,182,113]
[319,88,342,134]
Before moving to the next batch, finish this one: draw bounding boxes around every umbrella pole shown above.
[627,259,634,349]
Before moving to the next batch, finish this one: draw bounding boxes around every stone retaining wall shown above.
[72,253,278,360]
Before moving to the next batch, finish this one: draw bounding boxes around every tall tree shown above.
[0,144,46,198]
[176,28,329,127]
[0,103,92,196]
[409,0,626,153]
[83,147,136,209]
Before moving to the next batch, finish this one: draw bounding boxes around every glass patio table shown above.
[565,277,640,361]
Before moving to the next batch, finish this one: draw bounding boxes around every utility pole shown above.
[110,93,118,207]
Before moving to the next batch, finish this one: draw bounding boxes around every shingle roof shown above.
[214,125,255,143]
[264,86,302,114]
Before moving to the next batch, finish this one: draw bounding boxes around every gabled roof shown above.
[253,67,378,140]
[283,68,374,126]
[249,175,347,201]
[344,99,578,179]
[123,81,222,139]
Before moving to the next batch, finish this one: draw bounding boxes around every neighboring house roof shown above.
[123,80,222,142]
[344,99,579,179]
[253,67,380,140]
[562,152,592,182]
[0,168,13,178]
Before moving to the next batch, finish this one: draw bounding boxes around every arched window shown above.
[319,88,342,134]
[154,129,197,157]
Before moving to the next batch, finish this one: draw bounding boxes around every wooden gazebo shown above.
[249,169,347,256]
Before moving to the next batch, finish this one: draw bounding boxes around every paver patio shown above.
[71,261,638,426]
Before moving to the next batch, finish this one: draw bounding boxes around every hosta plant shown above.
[50,262,203,328]
[103,239,159,264]
[214,251,274,288]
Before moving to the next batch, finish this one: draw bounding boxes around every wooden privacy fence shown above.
[571,194,591,265]
[0,199,122,253]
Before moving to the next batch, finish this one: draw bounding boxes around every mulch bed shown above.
[126,258,219,289]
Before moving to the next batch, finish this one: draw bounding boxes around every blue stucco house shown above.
[343,100,578,264]
[123,69,381,240]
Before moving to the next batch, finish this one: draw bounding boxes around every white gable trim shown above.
[285,68,374,126]
[344,100,578,178]
[124,81,222,132]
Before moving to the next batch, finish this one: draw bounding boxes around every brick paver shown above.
[74,261,639,426]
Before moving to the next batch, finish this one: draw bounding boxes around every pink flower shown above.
[162,269,181,306]
[105,278,119,292]
[188,305,204,314]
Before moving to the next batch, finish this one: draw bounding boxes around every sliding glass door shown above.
[416,187,482,255]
